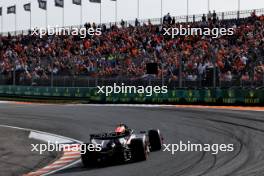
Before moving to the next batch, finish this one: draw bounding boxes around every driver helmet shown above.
[115,123,127,133]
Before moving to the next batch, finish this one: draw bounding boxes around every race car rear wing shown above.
[90,132,128,140]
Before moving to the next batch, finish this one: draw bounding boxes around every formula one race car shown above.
[81,123,163,167]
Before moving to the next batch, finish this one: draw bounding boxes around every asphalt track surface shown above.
[0,126,57,176]
[0,103,264,176]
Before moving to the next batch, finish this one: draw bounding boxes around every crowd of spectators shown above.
[0,10,264,86]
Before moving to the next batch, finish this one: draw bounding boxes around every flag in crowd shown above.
[1,0,106,14]
[38,0,47,10]
[7,5,16,14]
[55,0,64,8]
[24,3,31,12]
[73,0,82,5]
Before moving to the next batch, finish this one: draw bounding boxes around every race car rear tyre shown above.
[81,154,94,167]
[81,144,97,167]
[131,139,147,161]
[148,129,162,151]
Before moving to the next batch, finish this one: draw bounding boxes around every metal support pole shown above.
[137,0,139,19]
[208,0,210,12]
[1,15,3,33]
[62,7,65,27]
[15,12,17,35]
[161,0,163,24]
[100,2,102,25]
[80,2,83,26]
[237,0,240,19]
[30,8,32,30]
[115,0,117,24]
[46,5,48,28]
[187,0,189,22]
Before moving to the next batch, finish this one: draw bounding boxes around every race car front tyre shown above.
[148,129,162,151]
[130,138,148,161]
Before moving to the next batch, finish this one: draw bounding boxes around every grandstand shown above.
[0,8,264,89]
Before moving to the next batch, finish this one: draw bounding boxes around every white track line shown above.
[0,124,83,176]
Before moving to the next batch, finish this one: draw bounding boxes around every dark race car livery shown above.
[81,126,163,167]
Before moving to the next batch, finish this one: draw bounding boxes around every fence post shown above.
[148,78,150,86]
[72,76,75,87]
[12,57,16,86]
[179,55,182,88]
[161,63,164,87]
[213,52,217,88]
[51,57,54,87]
[263,74,264,87]
[13,68,16,86]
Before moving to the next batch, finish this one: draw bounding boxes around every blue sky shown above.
[0,0,264,32]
